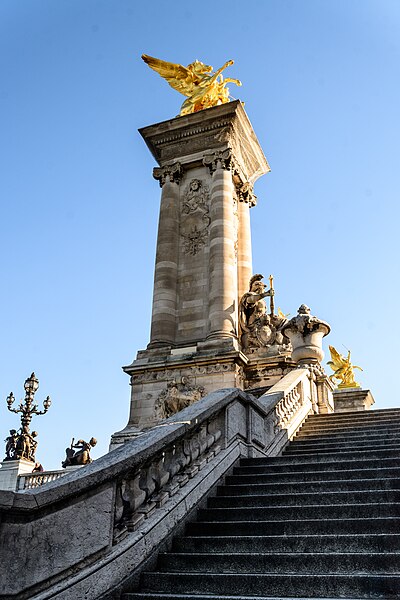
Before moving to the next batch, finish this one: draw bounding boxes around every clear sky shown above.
[1,0,399,470]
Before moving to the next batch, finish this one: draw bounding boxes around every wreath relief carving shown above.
[180,179,210,256]
[155,377,206,420]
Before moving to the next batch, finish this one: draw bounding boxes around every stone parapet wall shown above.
[0,369,323,600]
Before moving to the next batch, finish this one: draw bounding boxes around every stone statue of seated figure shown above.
[62,437,97,468]
[239,274,287,350]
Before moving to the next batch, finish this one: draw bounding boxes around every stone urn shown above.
[281,304,330,365]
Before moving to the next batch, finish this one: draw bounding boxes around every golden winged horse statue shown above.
[327,345,363,389]
[142,54,242,116]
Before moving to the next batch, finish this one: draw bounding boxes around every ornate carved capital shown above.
[237,182,257,207]
[203,149,234,174]
[153,162,182,187]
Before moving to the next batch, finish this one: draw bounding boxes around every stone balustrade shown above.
[0,368,331,600]
[17,469,66,490]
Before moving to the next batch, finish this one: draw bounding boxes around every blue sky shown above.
[1,0,399,469]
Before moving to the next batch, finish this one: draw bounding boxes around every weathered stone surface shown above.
[0,485,114,596]
[0,376,320,600]
[333,388,375,412]
[116,104,272,438]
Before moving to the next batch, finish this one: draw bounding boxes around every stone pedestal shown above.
[243,350,297,395]
[111,102,271,448]
[333,388,375,412]
[0,458,34,491]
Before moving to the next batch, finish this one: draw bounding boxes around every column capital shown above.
[153,162,182,187]
[203,149,234,174]
[236,182,257,207]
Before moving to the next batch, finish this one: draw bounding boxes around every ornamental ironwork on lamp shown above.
[4,372,51,462]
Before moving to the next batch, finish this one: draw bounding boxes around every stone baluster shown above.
[203,150,238,341]
[149,162,182,347]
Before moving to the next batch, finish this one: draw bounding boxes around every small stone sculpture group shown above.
[62,437,97,468]
[4,427,38,462]
[239,274,288,350]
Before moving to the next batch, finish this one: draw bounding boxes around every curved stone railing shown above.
[17,469,66,490]
[0,368,332,600]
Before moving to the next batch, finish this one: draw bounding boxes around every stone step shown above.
[212,488,400,506]
[219,477,400,495]
[236,452,400,474]
[157,552,400,574]
[288,437,400,452]
[239,453,400,469]
[296,422,400,436]
[283,444,400,456]
[198,502,399,522]
[305,409,400,423]
[282,443,400,460]
[186,517,400,536]
[292,428,400,443]
[124,595,374,600]
[173,533,400,554]
[138,572,400,599]
[230,465,400,483]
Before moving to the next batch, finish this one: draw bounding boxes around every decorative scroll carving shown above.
[237,181,257,207]
[153,162,182,187]
[203,149,234,173]
[180,179,210,256]
[155,378,206,420]
[130,362,236,385]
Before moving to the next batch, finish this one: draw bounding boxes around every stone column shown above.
[203,150,237,341]
[149,163,182,347]
[237,182,256,300]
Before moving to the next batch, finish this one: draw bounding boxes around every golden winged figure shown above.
[327,345,363,389]
[142,54,242,116]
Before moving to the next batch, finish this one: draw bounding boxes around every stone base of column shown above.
[0,458,34,491]
[242,350,297,396]
[333,388,375,412]
[109,343,248,450]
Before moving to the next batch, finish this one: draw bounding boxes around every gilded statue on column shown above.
[142,54,242,116]
[327,345,363,389]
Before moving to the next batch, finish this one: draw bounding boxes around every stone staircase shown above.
[123,408,400,600]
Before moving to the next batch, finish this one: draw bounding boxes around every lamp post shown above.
[5,373,51,461]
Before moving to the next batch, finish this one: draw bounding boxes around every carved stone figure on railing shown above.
[239,274,287,350]
[62,437,97,468]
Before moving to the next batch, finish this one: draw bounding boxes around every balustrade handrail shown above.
[0,369,325,600]
[1,370,313,512]
[17,469,66,490]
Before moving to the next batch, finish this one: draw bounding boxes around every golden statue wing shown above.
[142,54,199,98]
[328,345,346,370]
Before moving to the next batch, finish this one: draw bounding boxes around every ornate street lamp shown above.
[4,373,51,462]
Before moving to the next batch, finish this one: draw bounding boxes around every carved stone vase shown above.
[282,304,330,365]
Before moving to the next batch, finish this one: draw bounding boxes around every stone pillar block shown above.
[333,388,375,412]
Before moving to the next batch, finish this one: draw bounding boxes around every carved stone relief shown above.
[155,377,206,420]
[180,179,210,256]
[131,362,237,385]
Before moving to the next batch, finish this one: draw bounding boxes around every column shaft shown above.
[207,167,237,339]
[149,180,180,346]
[237,200,253,301]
